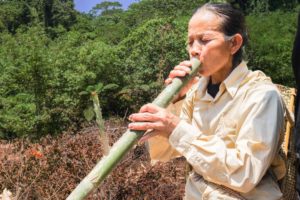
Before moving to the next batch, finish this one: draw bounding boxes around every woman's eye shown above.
[188,38,211,47]
[198,39,210,45]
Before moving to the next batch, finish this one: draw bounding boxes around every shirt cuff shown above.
[169,120,200,154]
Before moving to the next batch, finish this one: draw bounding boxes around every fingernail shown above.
[138,137,147,144]
[138,139,145,145]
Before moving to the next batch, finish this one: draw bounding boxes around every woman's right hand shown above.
[165,60,199,102]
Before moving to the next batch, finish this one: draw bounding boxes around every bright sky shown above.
[74,0,138,13]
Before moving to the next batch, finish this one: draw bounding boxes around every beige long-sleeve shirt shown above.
[148,61,286,199]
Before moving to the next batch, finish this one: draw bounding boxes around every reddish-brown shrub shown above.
[0,119,185,199]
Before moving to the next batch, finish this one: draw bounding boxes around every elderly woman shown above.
[128,3,285,200]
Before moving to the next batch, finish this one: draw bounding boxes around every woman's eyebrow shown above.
[188,33,203,40]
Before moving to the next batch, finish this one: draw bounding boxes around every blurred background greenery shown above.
[0,0,299,138]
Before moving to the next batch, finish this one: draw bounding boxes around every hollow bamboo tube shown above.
[67,58,201,200]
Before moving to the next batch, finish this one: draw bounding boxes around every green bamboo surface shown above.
[67,58,201,200]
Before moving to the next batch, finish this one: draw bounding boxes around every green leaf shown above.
[139,84,150,92]
[95,82,104,93]
[79,91,89,96]
[86,85,95,93]
[83,106,95,122]
[102,83,118,91]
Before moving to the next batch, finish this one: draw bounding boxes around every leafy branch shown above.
[80,83,118,155]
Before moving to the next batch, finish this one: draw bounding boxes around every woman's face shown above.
[188,10,234,81]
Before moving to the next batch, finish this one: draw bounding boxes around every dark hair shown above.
[194,3,248,66]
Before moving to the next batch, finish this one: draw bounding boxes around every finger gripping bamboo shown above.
[67,58,201,200]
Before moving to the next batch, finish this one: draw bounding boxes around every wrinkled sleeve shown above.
[169,87,285,193]
[147,88,196,163]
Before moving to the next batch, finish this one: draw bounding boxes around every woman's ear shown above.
[230,34,243,55]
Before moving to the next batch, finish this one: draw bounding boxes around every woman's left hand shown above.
[128,103,180,142]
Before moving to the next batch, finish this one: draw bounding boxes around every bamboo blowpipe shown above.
[67,57,201,200]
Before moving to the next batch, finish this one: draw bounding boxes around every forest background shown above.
[0,0,300,139]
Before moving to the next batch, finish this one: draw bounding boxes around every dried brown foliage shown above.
[0,119,185,199]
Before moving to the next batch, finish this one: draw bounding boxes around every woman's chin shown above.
[199,69,210,77]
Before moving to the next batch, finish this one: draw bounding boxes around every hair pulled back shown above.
[194,3,248,66]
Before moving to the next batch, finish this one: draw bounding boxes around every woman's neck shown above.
[210,60,241,84]
[211,64,232,84]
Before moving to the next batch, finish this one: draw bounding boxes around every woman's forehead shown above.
[188,10,222,32]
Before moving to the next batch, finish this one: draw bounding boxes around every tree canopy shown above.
[0,0,299,138]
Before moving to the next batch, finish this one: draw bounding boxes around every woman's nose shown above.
[189,43,201,57]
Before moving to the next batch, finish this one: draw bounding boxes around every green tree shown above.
[0,0,77,34]
[123,0,205,28]
[0,0,298,140]
[117,17,189,111]
[246,11,297,86]
[0,26,51,138]
[0,0,31,33]
[90,1,123,16]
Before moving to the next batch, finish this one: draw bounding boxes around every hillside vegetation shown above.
[0,0,299,138]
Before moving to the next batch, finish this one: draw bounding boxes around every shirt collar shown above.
[223,61,249,98]
[197,75,210,98]
[197,61,249,99]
